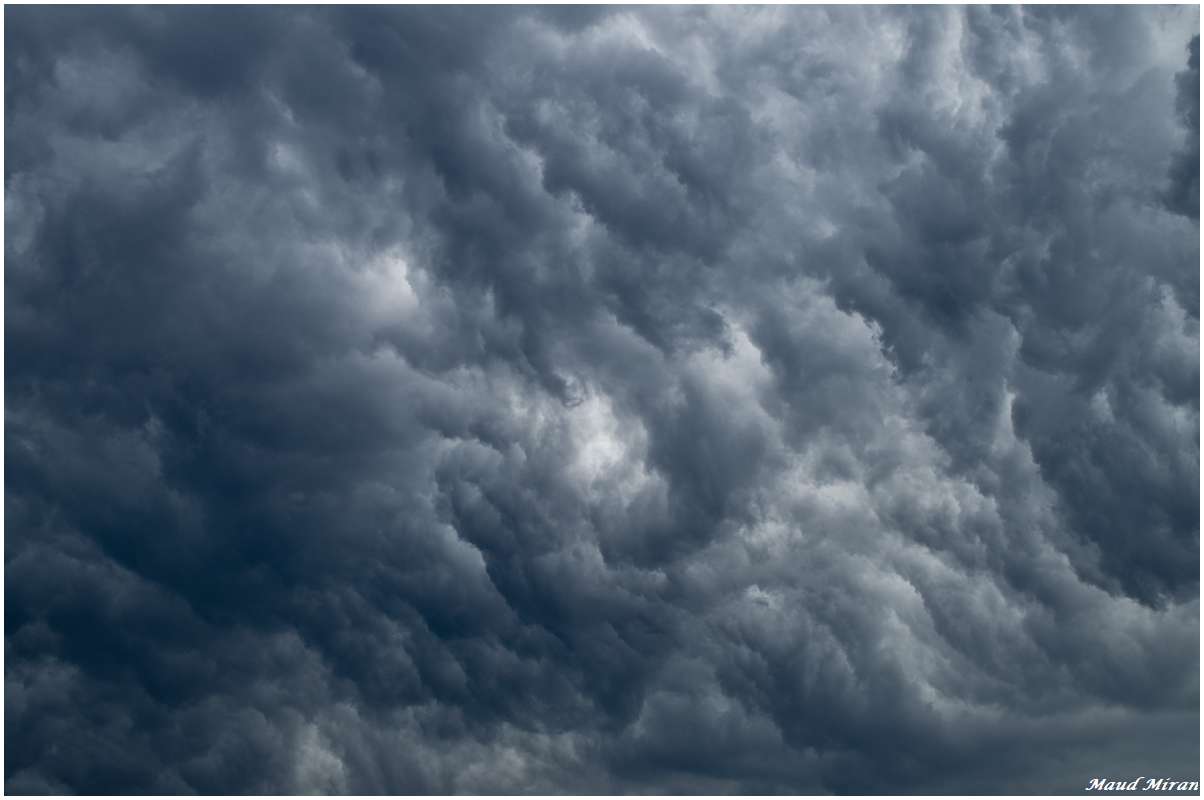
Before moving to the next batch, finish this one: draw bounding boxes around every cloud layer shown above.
[5,6,1200,793]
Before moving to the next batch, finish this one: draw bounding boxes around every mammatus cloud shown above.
[5,6,1199,794]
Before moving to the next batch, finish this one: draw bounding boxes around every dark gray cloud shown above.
[5,6,1199,794]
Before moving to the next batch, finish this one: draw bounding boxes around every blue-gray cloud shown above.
[5,6,1199,794]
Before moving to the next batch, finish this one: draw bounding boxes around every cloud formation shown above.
[5,6,1199,794]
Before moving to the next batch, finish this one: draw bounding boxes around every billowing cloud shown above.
[5,6,1199,794]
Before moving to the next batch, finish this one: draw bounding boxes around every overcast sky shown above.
[5,5,1200,795]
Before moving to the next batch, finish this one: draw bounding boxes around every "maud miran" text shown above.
[1086,777,1200,792]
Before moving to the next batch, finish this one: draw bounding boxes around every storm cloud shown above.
[5,6,1200,794]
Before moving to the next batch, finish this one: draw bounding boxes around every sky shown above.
[4,5,1200,795]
